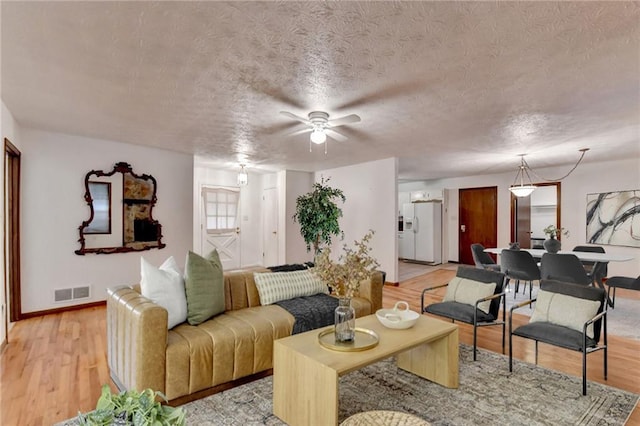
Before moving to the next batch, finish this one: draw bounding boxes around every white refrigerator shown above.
[401,201,442,264]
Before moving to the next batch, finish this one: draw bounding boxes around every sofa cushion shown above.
[140,256,187,329]
[530,289,600,338]
[253,269,328,305]
[184,250,224,325]
[443,276,496,314]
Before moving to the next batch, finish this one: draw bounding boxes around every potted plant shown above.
[77,385,186,425]
[293,177,346,255]
[543,225,569,253]
[313,230,380,342]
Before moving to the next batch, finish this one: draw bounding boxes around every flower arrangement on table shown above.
[313,229,380,299]
[543,225,569,239]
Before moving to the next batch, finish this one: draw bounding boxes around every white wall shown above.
[318,157,399,283]
[410,158,640,277]
[20,128,194,313]
[193,165,262,268]
[283,170,314,264]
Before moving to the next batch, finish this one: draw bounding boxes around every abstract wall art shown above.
[586,190,640,247]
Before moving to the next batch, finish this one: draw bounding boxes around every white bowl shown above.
[376,301,420,329]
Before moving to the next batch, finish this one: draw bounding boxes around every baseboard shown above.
[384,281,400,287]
[20,300,106,320]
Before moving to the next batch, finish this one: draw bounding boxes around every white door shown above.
[262,187,279,267]
[201,186,241,270]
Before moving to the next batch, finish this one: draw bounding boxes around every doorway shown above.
[262,187,279,267]
[4,139,21,336]
[510,182,561,248]
[458,187,498,265]
[200,186,241,270]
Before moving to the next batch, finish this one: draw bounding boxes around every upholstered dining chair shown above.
[470,243,501,272]
[421,266,506,361]
[509,279,607,395]
[573,245,608,286]
[500,249,540,302]
[539,253,591,285]
[606,275,640,309]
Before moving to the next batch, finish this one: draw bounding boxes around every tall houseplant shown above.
[293,177,345,254]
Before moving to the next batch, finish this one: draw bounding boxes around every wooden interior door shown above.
[459,187,497,265]
[513,195,532,248]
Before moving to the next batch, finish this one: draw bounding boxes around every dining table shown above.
[484,247,635,307]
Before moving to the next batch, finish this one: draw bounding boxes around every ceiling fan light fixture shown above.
[310,129,327,144]
[237,164,248,186]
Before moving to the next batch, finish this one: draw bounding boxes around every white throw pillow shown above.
[253,269,329,305]
[530,290,600,338]
[443,276,497,314]
[140,256,188,329]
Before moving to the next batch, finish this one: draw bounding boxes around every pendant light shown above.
[508,156,537,197]
[237,164,248,186]
[508,149,589,197]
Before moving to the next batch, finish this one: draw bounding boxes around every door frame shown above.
[510,182,562,245]
[4,138,21,326]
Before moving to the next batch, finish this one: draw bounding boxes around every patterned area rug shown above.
[175,345,636,426]
[505,285,640,340]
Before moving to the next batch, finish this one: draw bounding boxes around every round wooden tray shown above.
[318,327,379,352]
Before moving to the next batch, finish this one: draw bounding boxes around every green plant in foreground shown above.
[77,385,186,426]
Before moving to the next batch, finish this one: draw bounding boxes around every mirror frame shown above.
[75,162,166,255]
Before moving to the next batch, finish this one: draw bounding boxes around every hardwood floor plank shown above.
[0,271,638,426]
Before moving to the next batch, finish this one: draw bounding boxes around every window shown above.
[202,187,239,234]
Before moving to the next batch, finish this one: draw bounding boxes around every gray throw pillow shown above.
[184,250,224,325]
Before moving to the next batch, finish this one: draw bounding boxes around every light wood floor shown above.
[1,268,639,425]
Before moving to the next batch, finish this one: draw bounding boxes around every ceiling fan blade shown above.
[327,114,361,127]
[280,111,310,125]
[335,79,427,110]
[325,129,348,142]
[288,127,313,137]
[261,121,302,135]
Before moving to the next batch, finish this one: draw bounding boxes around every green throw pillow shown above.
[184,250,224,325]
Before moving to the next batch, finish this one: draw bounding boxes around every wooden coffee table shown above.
[273,314,459,426]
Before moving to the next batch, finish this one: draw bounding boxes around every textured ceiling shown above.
[2,1,639,180]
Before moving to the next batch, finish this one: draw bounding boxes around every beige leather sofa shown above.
[106,268,384,405]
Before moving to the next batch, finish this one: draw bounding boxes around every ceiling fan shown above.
[280,110,361,152]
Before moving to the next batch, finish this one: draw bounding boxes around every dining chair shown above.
[573,245,608,286]
[539,253,591,285]
[509,279,607,395]
[470,244,501,272]
[500,249,540,302]
[606,275,640,308]
[421,266,506,361]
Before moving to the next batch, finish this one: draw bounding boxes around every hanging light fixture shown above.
[508,149,589,197]
[509,155,537,197]
[237,164,248,186]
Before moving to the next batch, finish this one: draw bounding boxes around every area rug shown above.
[505,285,640,340]
[167,344,636,425]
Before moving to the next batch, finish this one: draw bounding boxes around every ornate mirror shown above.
[75,162,165,255]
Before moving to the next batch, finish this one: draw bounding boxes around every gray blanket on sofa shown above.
[275,293,338,334]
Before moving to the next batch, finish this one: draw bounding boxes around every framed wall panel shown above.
[586,190,640,247]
